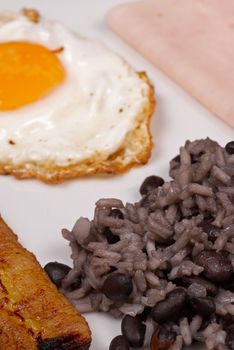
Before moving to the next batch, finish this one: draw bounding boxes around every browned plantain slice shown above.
[0,217,91,349]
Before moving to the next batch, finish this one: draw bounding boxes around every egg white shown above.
[0,11,150,166]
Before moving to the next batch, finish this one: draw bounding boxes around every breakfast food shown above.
[0,9,154,183]
[107,0,234,128]
[0,217,91,349]
[58,138,234,349]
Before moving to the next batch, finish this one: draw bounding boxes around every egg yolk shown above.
[0,41,65,110]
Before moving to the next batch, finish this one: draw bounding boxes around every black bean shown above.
[185,206,200,219]
[109,335,129,350]
[169,155,180,172]
[188,296,215,318]
[226,324,234,350]
[198,220,220,243]
[203,212,214,220]
[194,250,233,282]
[220,274,234,291]
[103,209,123,244]
[221,314,234,329]
[138,306,152,322]
[180,276,218,296]
[151,288,186,324]
[199,314,219,332]
[150,326,176,350]
[102,273,133,302]
[110,208,124,220]
[225,141,234,155]
[44,262,71,287]
[158,326,176,346]
[70,277,82,291]
[109,266,117,273]
[140,175,164,196]
[139,195,154,212]
[191,151,204,163]
[172,154,180,163]
[103,227,120,244]
[121,315,146,348]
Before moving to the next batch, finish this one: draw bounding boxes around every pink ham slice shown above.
[107,0,234,128]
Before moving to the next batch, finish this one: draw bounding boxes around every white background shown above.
[0,1,233,349]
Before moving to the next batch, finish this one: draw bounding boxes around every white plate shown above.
[0,0,233,349]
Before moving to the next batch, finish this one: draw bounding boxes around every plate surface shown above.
[0,1,233,349]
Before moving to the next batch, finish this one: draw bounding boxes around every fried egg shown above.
[0,9,154,182]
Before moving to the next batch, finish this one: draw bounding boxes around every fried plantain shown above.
[0,217,91,350]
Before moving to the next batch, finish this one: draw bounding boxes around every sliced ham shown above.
[107,0,234,128]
